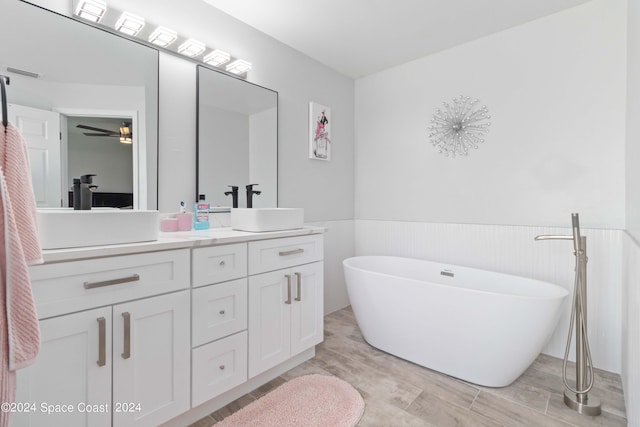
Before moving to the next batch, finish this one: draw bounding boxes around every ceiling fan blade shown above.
[76,124,116,134]
[83,132,118,137]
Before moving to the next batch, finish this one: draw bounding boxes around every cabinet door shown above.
[290,262,324,356]
[14,307,112,427]
[248,270,291,378]
[112,291,190,427]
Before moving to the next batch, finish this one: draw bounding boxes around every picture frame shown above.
[309,102,331,161]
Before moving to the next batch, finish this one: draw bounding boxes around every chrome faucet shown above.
[535,213,601,416]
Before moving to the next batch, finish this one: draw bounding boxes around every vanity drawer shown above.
[29,249,190,319]
[192,243,247,287]
[192,278,248,346]
[191,331,248,407]
[248,234,323,275]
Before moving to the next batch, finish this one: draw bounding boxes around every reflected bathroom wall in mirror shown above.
[1,1,158,209]
[197,66,278,209]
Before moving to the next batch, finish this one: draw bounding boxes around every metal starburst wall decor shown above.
[428,96,491,157]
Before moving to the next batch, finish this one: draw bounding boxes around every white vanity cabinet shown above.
[13,229,325,427]
[14,249,191,427]
[247,235,324,378]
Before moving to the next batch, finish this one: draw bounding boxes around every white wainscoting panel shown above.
[308,220,354,315]
[623,233,640,426]
[355,220,623,374]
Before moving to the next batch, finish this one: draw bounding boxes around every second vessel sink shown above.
[230,208,304,232]
[37,208,160,249]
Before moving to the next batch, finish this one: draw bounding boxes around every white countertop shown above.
[39,226,326,263]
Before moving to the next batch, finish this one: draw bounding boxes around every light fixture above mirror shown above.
[71,0,252,78]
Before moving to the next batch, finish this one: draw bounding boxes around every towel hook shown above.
[0,74,9,128]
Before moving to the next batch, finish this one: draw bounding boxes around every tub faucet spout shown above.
[535,213,583,253]
[534,235,573,241]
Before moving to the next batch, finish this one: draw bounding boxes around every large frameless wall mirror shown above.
[197,66,278,210]
[1,1,158,209]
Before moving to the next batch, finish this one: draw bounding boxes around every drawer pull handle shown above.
[285,274,292,304]
[219,309,226,315]
[279,248,304,257]
[219,365,225,370]
[97,317,106,367]
[219,260,226,267]
[295,272,302,302]
[84,274,140,289]
[122,312,131,360]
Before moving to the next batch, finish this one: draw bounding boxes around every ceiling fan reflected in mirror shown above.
[76,122,133,144]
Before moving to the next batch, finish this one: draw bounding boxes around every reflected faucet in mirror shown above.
[72,174,98,210]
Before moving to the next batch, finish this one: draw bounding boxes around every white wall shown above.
[355,0,626,229]
[624,0,640,424]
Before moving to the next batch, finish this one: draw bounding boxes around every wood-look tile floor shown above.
[190,306,627,427]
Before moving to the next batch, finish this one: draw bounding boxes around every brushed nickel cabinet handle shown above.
[279,248,304,257]
[97,317,106,367]
[285,275,292,304]
[84,274,140,289]
[295,272,302,302]
[122,312,131,359]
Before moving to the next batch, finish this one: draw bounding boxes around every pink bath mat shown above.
[213,374,365,427]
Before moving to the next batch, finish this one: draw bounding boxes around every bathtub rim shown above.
[343,255,569,301]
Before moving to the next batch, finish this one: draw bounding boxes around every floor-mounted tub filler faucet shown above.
[535,213,601,416]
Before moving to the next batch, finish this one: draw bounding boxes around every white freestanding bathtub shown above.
[343,256,568,387]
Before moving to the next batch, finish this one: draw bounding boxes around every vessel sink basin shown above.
[37,208,160,249]
[230,208,304,232]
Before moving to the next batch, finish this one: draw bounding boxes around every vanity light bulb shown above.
[115,12,145,36]
[226,59,252,75]
[74,0,107,23]
[203,49,231,67]
[178,39,206,58]
[149,26,178,47]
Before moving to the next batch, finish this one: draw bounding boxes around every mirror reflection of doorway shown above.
[65,116,134,208]
[8,105,136,209]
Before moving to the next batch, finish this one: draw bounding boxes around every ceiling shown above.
[201,0,591,78]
